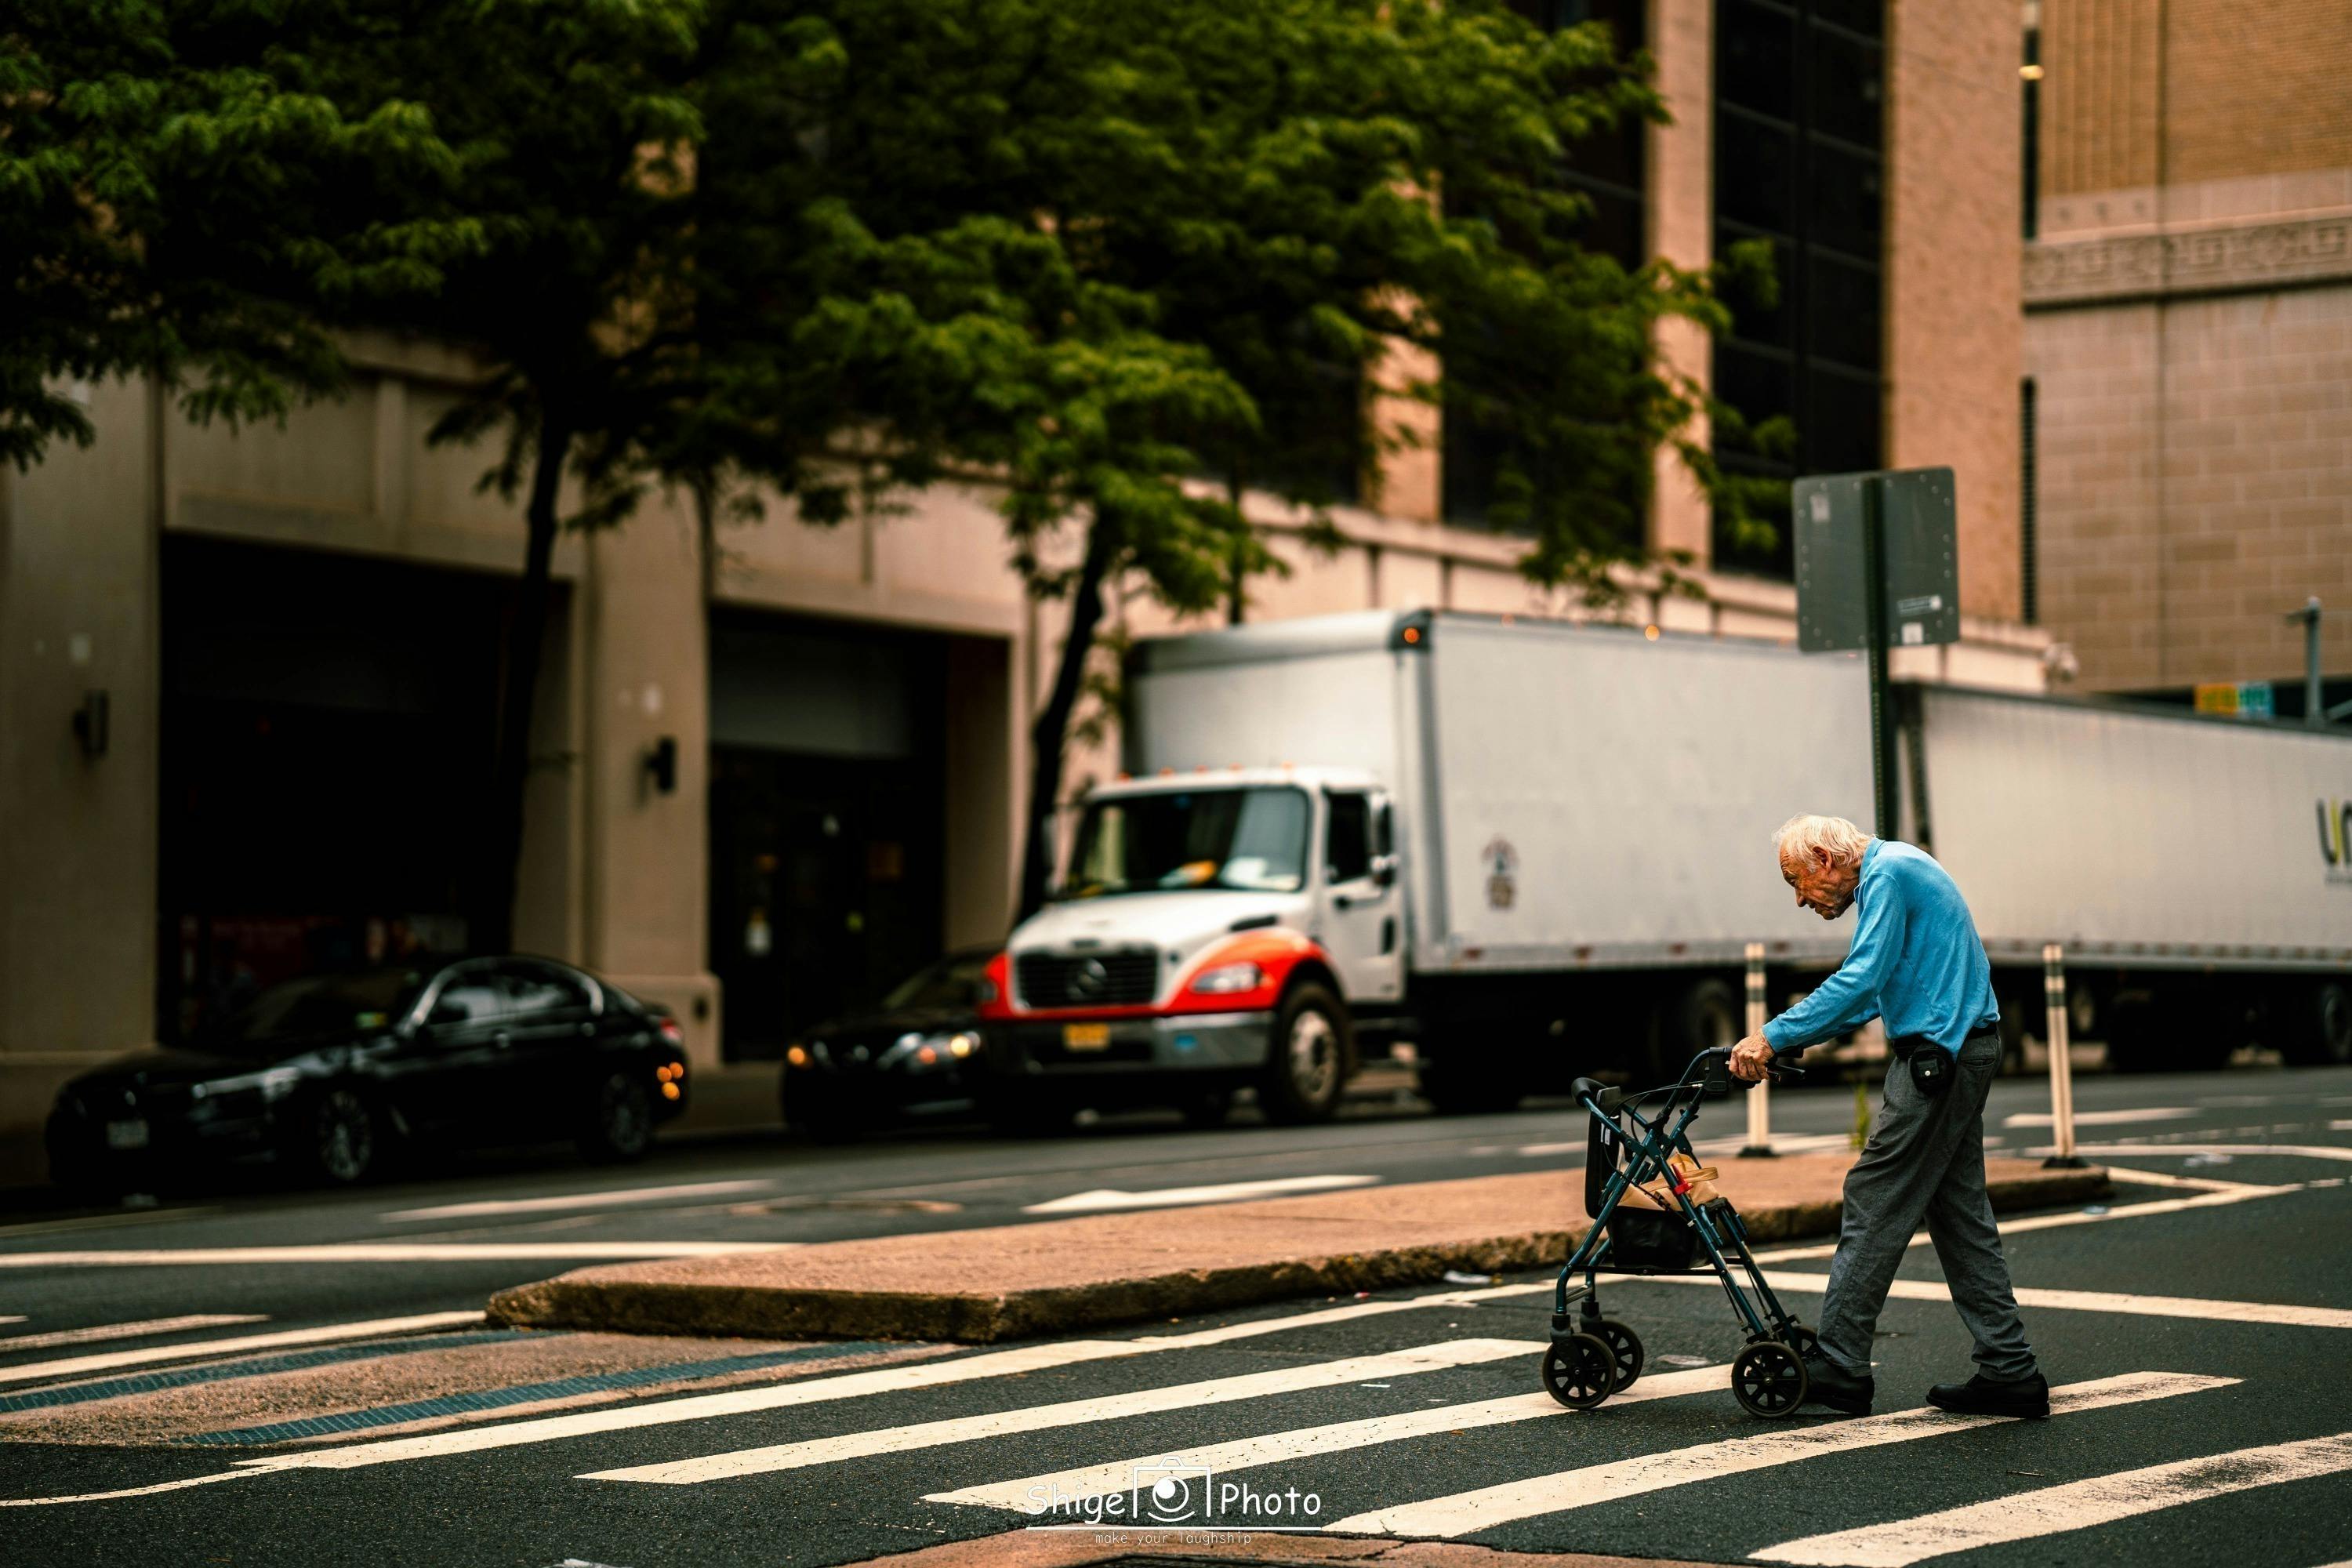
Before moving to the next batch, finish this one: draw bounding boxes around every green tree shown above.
[2,0,471,469]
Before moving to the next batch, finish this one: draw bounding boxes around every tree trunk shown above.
[477,413,573,954]
[1015,517,1115,921]
[1225,472,1247,626]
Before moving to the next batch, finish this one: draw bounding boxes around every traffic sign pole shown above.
[1860,474,1895,837]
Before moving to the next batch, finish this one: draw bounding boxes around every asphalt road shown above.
[2,1059,2349,1568]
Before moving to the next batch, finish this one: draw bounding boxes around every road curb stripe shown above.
[178,1341,891,1446]
[1751,1430,2352,1566]
[1326,1371,2234,1537]
[0,1311,484,1387]
[581,1338,1548,1486]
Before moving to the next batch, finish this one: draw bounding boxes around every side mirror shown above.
[1371,855,1398,889]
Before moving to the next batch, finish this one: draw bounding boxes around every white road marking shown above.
[1635,1269,2352,1330]
[2003,1107,2195,1127]
[926,1365,1731,1511]
[2099,1167,2278,1194]
[0,1242,797,1268]
[0,1317,20,1327]
[0,1470,267,1508]
[1752,1430,2352,1566]
[2071,1142,2352,1164]
[1327,1372,2231,1538]
[0,1314,267,1352]
[1022,1175,1379,1214]
[2333,1121,2352,1132]
[1753,1181,2304,1263]
[582,1338,1544,1485]
[383,1180,775,1221]
[0,1311,480,1388]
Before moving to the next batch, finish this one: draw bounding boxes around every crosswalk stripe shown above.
[580,1338,1545,1486]
[2002,1108,2194,1127]
[2072,1142,2352,1164]
[1632,1269,2352,1330]
[1751,1430,2352,1566]
[0,1311,480,1388]
[924,1364,1730,1512]
[1325,1371,2232,1538]
[1753,1181,2304,1263]
[383,1180,775,1221]
[0,1314,267,1354]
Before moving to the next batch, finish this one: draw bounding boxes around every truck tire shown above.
[1648,978,1740,1083]
[2278,980,2352,1068]
[1260,984,1351,1124]
[1417,1051,1525,1116]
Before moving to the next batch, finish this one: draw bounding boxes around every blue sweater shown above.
[1762,840,1999,1057]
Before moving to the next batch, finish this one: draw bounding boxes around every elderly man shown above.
[1730,813,2047,1420]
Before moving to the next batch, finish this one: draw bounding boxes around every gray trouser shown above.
[1817,1030,2038,1382]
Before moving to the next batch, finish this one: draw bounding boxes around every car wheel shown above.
[579,1071,656,1163]
[1258,984,1350,1125]
[306,1087,379,1185]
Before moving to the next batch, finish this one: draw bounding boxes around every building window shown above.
[2020,376,2038,625]
[2022,5,2041,240]
[1710,0,1886,579]
[1442,0,1648,538]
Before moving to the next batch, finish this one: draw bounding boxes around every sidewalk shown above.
[487,1153,2109,1342]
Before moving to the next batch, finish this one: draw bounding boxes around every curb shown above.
[486,1163,2110,1344]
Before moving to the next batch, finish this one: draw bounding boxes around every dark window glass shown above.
[1326,793,1372,884]
[1715,344,1797,429]
[1807,140,1884,261]
[1808,252,1882,368]
[1717,114,1799,233]
[1809,0,1883,38]
[503,963,590,1017]
[429,974,506,1026]
[1719,2,1796,120]
[1809,28,1885,149]
[1805,368,1882,473]
[2020,376,2038,623]
[201,969,426,1054]
[2022,27,2040,239]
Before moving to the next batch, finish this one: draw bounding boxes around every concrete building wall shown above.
[2026,0,2352,694]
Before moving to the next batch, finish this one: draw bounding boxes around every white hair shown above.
[1773,813,1873,867]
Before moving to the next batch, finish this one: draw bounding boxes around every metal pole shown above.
[1862,476,1895,837]
[1742,942,1773,1157]
[2303,597,2324,729]
[2042,942,2084,1169]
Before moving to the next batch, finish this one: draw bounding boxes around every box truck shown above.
[975,609,2352,1122]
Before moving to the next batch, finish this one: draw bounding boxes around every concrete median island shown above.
[485,1154,2110,1343]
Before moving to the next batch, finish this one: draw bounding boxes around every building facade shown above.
[0,0,2039,1168]
[2023,0,2352,707]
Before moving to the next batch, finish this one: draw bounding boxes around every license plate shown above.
[1062,1022,1111,1051]
[106,1119,149,1150]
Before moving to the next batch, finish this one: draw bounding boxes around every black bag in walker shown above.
[1606,1206,1700,1270]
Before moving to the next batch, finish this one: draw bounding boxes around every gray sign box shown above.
[1792,466,1960,653]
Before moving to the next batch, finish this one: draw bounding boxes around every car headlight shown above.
[946,1031,981,1059]
[1189,961,1264,995]
[194,1066,303,1104]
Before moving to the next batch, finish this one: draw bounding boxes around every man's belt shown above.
[1888,1022,2001,1060]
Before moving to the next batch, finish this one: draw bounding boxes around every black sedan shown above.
[45,956,690,1192]
[781,947,996,1139]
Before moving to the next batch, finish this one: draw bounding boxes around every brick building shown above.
[2023,0,2352,708]
[0,0,2042,1169]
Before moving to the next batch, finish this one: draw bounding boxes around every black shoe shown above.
[1927,1370,2050,1419]
[1799,1352,1874,1415]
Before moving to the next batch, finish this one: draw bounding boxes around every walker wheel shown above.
[1539,1334,1617,1410]
[1731,1340,1809,1419]
[1587,1317,1645,1391]
[1778,1322,1820,1361]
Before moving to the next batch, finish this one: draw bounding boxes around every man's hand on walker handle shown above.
[1730,1033,1777,1083]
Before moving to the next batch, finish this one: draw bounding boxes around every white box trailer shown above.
[980,609,2352,1122]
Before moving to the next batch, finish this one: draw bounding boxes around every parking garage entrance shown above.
[707,612,946,1061]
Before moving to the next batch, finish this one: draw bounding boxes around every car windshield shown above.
[1060,786,1310,898]
[202,969,426,1054]
[880,952,994,1012]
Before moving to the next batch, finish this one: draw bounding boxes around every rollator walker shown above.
[1544,1044,1818,1418]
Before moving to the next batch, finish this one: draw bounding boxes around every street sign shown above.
[1791,466,1961,839]
[1792,467,1960,654]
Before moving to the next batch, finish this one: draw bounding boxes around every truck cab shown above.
[978,767,1401,1124]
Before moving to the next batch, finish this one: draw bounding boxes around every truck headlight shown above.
[1189,962,1264,995]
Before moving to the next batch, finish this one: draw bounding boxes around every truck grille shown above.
[1015,949,1159,1009]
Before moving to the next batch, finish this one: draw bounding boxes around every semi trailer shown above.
[976,608,2352,1121]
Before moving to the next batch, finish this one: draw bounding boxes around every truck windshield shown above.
[1062,787,1310,897]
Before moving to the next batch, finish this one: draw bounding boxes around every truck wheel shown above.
[1649,978,1740,1082]
[2278,981,2352,1068]
[1259,984,1350,1124]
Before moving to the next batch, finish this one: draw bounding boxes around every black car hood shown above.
[68,1040,351,1092]
[808,1005,977,1044]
